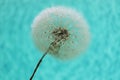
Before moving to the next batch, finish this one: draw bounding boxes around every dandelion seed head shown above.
[32,6,90,60]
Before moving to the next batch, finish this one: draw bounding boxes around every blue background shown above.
[0,0,120,80]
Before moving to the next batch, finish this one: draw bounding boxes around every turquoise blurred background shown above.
[0,0,120,80]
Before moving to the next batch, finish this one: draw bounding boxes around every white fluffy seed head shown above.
[32,6,90,60]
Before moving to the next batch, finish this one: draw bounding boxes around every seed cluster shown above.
[49,27,69,54]
[52,27,69,40]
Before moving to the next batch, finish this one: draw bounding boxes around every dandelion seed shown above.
[30,6,90,80]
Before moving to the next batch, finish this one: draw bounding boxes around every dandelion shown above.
[30,6,90,80]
